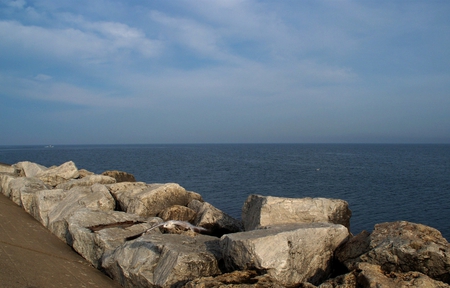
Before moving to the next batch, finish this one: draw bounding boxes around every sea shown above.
[1,144,449,240]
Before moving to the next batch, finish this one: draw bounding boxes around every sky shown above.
[1,0,449,145]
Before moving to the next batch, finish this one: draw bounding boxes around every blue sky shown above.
[1,0,449,145]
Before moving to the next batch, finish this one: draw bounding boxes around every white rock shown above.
[68,209,158,268]
[0,173,17,197]
[56,174,116,190]
[242,194,352,231]
[47,184,116,243]
[188,200,242,236]
[36,161,79,187]
[14,161,47,177]
[220,222,349,286]
[30,189,68,226]
[7,177,48,207]
[103,233,222,288]
[107,182,190,217]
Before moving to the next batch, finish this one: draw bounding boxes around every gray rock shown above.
[103,233,222,288]
[242,194,352,231]
[47,184,116,243]
[107,182,190,217]
[68,208,159,268]
[336,221,450,284]
[56,174,116,190]
[36,161,79,187]
[189,200,243,236]
[220,222,349,286]
[14,161,47,177]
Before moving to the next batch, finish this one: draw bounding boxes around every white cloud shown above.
[4,0,26,9]
[0,18,162,65]
[34,74,52,81]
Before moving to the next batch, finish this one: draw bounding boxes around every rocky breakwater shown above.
[0,160,449,288]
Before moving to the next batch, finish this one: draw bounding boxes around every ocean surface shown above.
[1,144,449,240]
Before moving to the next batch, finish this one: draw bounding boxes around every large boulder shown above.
[189,200,243,237]
[56,175,116,190]
[107,182,190,217]
[336,221,450,284]
[30,189,68,226]
[220,222,349,286]
[0,162,18,174]
[68,208,159,268]
[8,177,48,207]
[14,161,47,177]
[102,170,136,183]
[102,233,222,288]
[35,161,79,187]
[0,173,17,197]
[158,205,197,223]
[242,195,352,231]
[317,262,450,288]
[185,270,285,288]
[47,184,116,243]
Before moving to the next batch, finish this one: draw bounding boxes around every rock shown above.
[0,173,17,197]
[189,200,243,237]
[102,233,222,288]
[78,169,95,178]
[187,190,204,203]
[220,222,349,286]
[336,221,450,284]
[7,177,48,207]
[102,170,136,183]
[30,189,68,226]
[242,194,352,231]
[107,182,190,217]
[13,161,47,177]
[158,205,197,222]
[184,270,285,288]
[35,161,79,187]
[68,208,159,268]
[0,162,18,174]
[56,175,116,190]
[47,184,116,243]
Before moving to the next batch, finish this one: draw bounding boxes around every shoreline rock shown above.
[1,160,449,288]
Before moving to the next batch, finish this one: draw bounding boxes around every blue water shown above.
[1,144,449,240]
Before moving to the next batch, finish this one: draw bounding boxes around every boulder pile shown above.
[1,160,449,287]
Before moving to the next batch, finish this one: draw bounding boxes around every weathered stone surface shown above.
[68,208,158,268]
[56,175,116,190]
[108,182,190,217]
[242,194,352,231]
[189,200,242,237]
[0,173,17,197]
[47,184,116,243]
[103,233,222,288]
[336,221,450,284]
[8,177,48,207]
[30,189,68,226]
[78,169,95,178]
[102,170,136,183]
[184,270,285,288]
[158,205,197,222]
[14,161,47,177]
[35,161,79,187]
[187,190,204,203]
[221,222,349,287]
[0,162,17,174]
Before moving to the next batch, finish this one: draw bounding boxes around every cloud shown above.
[0,18,162,65]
